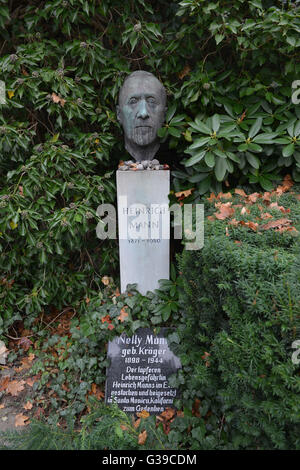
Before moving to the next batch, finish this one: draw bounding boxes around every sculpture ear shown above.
[116,105,121,123]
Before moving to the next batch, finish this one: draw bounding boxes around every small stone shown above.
[119,165,128,171]
[152,159,159,165]
[141,160,150,167]
[137,164,143,170]
[124,160,133,166]
[154,165,160,170]
[159,165,164,170]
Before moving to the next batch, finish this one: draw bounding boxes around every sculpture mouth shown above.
[135,125,152,128]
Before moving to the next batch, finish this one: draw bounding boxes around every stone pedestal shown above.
[117,170,170,294]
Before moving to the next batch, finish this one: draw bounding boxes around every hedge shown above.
[176,185,300,449]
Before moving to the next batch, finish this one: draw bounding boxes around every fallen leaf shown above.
[23,401,33,410]
[26,376,37,387]
[240,221,258,232]
[269,202,290,214]
[6,380,25,396]
[89,383,104,400]
[17,337,33,351]
[241,206,250,215]
[15,353,35,372]
[207,193,217,203]
[134,418,141,429]
[247,192,260,203]
[101,276,112,286]
[178,64,191,80]
[138,430,147,445]
[51,92,66,107]
[217,192,232,200]
[160,408,175,420]
[0,341,8,364]
[261,212,273,220]
[136,409,150,419]
[175,188,194,201]
[0,376,10,392]
[235,188,247,198]
[260,218,291,231]
[118,307,128,323]
[15,413,30,427]
[215,202,235,220]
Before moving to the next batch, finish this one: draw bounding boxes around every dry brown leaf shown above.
[241,206,250,215]
[207,193,217,203]
[17,337,33,351]
[240,221,258,232]
[0,341,8,363]
[217,192,232,200]
[260,218,291,231]
[138,430,147,445]
[261,212,273,220]
[235,188,247,198]
[51,92,66,106]
[101,276,112,286]
[178,64,191,80]
[0,376,10,392]
[89,383,104,400]
[15,413,30,427]
[160,408,175,420]
[269,202,290,214]
[118,307,128,323]
[23,401,33,410]
[247,192,260,203]
[26,377,37,387]
[175,188,194,201]
[15,353,35,372]
[133,418,141,429]
[215,202,235,220]
[6,380,26,396]
[136,409,150,419]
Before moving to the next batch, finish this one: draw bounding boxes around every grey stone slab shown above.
[117,169,170,294]
[105,328,181,415]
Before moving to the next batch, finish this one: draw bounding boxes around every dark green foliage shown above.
[177,189,300,449]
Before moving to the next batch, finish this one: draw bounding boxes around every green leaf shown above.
[282,143,295,157]
[184,150,206,167]
[215,34,224,45]
[212,114,220,133]
[189,137,210,150]
[246,152,260,169]
[249,117,262,139]
[168,126,182,138]
[252,133,277,144]
[205,152,215,168]
[190,120,211,134]
[214,157,227,181]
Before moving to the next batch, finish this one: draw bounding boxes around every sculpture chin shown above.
[132,126,155,147]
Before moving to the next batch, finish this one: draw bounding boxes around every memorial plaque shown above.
[105,328,181,414]
[117,169,170,295]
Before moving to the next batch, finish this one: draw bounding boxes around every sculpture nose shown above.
[137,99,149,119]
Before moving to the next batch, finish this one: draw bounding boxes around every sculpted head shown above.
[117,71,167,162]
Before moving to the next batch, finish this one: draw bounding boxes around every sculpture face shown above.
[117,72,166,161]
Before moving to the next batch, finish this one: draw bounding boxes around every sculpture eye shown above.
[147,97,156,104]
[128,97,138,104]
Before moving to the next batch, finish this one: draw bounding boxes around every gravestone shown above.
[117,169,170,294]
[105,328,181,414]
